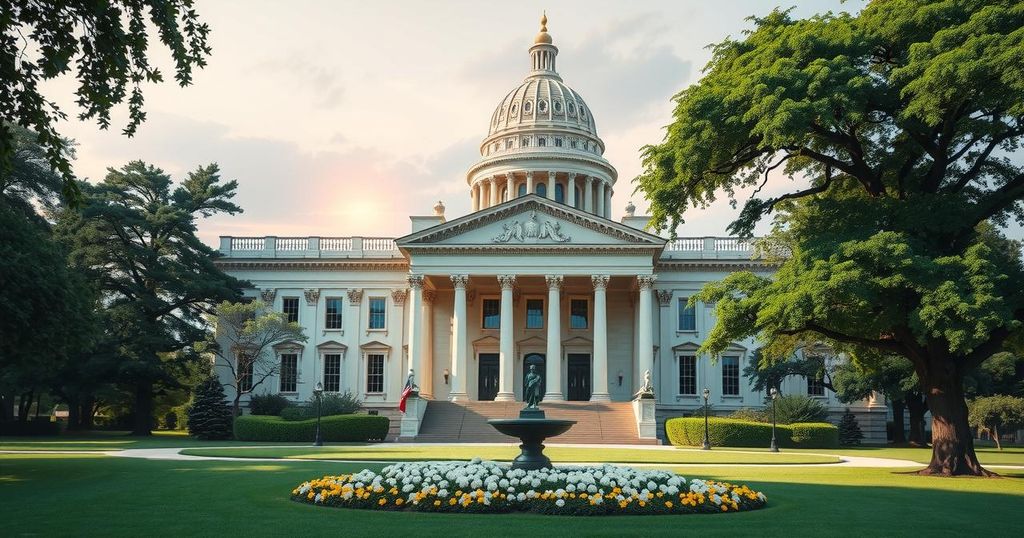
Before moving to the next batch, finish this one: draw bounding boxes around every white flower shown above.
[555,499,565,507]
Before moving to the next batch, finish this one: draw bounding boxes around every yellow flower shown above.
[638,501,646,507]
[665,501,673,508]
[378,498,387,506]
[449,498,457,506]
[721,505,728,512]
[395,498,404,506]
[434,500,441,507]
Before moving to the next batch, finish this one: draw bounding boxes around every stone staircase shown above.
[409,400,659,445]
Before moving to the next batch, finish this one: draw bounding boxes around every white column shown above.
[584,177,594,213]
[489,177,499,207]
[496,275,516,401]
[526,171,534,195]
[567,173,576,208]
[546,171,555,200]
[591,275,611,401]
[596,180,606,218]
[421,289,436,399]
[471,183,479,212]
[449,275,469,401]
[479,181,489,210]
[407,275,424,389]
[544,275,564,401]
[605,187,613,218]
[506,173,515,201]
[637,275,656,396]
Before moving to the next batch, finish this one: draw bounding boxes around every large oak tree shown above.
[637,1,1024,475]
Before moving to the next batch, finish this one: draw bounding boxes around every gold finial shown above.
[540,11,547,32]
[535,11,552,44]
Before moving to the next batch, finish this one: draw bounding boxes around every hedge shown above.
[233,414,389,442]
[665,417,838,448]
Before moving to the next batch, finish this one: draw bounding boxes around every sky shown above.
[44,0,1017,246]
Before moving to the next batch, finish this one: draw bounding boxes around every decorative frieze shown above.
[260,288,276,303]
[346,288,363,305]
[491,211,571,243]
[303,288,320,306]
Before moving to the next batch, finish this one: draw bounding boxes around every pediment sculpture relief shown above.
[492,211,571,243]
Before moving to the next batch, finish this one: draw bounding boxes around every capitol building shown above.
[214,17,886,443]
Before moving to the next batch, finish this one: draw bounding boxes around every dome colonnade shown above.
[467,14,617,219]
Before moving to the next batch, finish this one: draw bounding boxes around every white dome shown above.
[488,78,598,138]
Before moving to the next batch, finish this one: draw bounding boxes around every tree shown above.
[60,160,244,435]
[187,374,233,440]
[744,347,835,394]
[964,352,1024,398]
[838,409,864,446]
[1,1,212,200]
[832,357,929,446]
[0,124,70,216]
[968,395,1024,449]
[201,300,307,417]
[638,1,1024,476]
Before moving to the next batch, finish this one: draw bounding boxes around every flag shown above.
[399,376,415,413]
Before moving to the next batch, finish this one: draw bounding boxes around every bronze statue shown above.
[524,364,542,408]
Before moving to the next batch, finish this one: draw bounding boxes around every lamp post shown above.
[769,387,779,453]
[313,382,324,447]
[701,387,711,450]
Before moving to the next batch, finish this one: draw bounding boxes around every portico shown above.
[396,194,665,403]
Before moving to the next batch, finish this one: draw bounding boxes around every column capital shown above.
[423,290,437,305]
[303,288,320,306]
[637,274,657,290]
[526,171,534,179]
[591,275,610,290]
[450,274,469,289]
[655,289,673,307]
[497,274,517,290]
[505,172,515,180]
[391,288,408,306]
[545,275,564,290]
[346,288,363,304]
[407,274,425,289]
[260,288,276,303]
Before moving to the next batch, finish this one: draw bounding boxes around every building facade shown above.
[214,17,887,441]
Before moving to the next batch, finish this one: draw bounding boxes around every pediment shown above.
[472,335,500,349]
[396,195,665,250]
[672,341,701,352]
[562,336,593,347]
[316,340,348,352]
[516,336,546,348]
[272,340,305,351]
[360,340,391,351]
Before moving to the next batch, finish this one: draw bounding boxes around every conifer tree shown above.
[838,409,864,447]
[187,375,233,440]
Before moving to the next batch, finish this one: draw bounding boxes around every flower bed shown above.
[291,459,767,515]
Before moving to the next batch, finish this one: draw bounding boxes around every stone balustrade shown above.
[661,237,757,260]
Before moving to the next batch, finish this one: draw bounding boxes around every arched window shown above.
[535,183,547,197]
[555,183,565,203]
[517,184,527,197]
[538,137,546,147]
[521,138,530,147]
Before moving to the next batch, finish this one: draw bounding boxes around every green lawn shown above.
[179,445,839,464]
[1,454,1021,537]
[0,430,302,452]
[708,445,1024,466]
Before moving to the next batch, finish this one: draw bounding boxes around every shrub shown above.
[838,410,863,446]
[163,411,178,430]
[171,402,191,431]
[773,395,829,424]
[188,375,234,440]
[729,408,769,423]
[249,393,292,416]
[968,395,1024,450]
[280,406,310,421]
[311,391,361,416]
[0,418,60,436]
[788,422,839,448]
[233,414,389,442]
[665,417,838,448]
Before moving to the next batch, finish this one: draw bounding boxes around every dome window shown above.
[570,139,578,149]
[506,138,514,149]
[580,106,587,119]
[535,183,547,197]
[538,100,548,113]
[518,184,527,197]
[554,138,563,147]
[538,137,547,147]
[521,137,530,147]
[554,101,563,113]
[567,102,576,116]
[524,101,533,113]
[510,103,519,116]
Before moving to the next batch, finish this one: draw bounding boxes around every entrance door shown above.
[478,353,500,401]
[522,353,546,401]
[567,354,591,401]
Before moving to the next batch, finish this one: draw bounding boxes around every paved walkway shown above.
[4,444,1021,469]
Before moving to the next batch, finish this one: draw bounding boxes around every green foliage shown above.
[665,417,838,448]
[0,1,212,197]
[187,376,233,440]
[248,394,292,416]
[968,395,1024,449]
[59,161,244,434]
[838,410,864,446]
[233,414,390,442]
[0,418,60,436]
[743,348,833,394]
[773,395,829,424]
[728,408,770,423]
[279,392,363,421]
[964,352,1024,398]
[279,406,309,421]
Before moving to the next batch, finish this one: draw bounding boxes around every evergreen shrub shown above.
[838,410,864,446]
[234,414,389,442]
[249,393,291,416]
[187,375,234,440]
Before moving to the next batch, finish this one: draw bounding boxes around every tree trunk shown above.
[906,393,928,447]
[131,382,154,436]
[67,397,81,431]
[993,425,1002,450]
[18,390,32,424]
[919,369,993,476]
[890,399,907,444]
[233,392,242,418]
[81,396,96,430]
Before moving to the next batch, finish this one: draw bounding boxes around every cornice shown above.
[214,259,409,271]
[467,151,616,181]
[655,259,778,271]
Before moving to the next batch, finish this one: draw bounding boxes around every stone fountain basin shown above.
[488,418,576,440]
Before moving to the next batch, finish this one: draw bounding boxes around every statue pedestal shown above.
[399,396,428,438]
[632,396,657,440]
[518,408,545,419]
